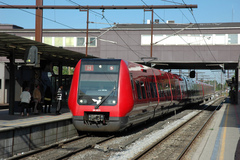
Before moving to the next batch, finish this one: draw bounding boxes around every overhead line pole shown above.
[80,9,89,57]
[35,0,43,43]
[145,9,154,57]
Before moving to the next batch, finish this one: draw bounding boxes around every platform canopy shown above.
[135,60,238,70]
[0,32,96,66]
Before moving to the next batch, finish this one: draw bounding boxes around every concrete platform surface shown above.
[0,105,77,159]
[192,98,240,160]
[0,105,72,131]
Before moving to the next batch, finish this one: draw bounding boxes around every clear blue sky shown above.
[0,0,239,29]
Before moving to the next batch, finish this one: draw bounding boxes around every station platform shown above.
[192,97,240,160]
[0,106,71,131]
[1,97,240,159]
[0,105,78,159]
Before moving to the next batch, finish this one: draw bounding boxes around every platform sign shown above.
[109,66,114,70]
[85,65,94,71]
[107,65,118,72]
[24,46,38,66]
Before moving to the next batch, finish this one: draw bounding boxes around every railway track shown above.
[9,134,115,160]
[131,97,225,160]
[8,97,225,160]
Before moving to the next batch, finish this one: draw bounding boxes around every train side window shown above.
[153,82,158,98]
[130,74,135,90]
[150,82,155,98]
[157,82,162,97]
[145,82,150,98]
[135,81,142,99]
[140,81,146,99]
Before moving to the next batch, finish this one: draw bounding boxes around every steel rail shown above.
[55,135,115,160]
[8,134,88,160]
[176,97,225,160]
[132,97,225,160]
[9,134,115,160]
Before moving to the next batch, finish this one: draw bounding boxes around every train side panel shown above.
[68,60,81,114]
[118,60,134,117]
[68,59,215,132]
[126,63,154,125]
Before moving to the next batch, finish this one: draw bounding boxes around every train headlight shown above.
[107,99,116,105]
[79,99,87,104]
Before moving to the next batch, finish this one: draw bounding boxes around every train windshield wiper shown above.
[95,87,116,109]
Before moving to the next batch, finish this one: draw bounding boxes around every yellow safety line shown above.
[220,104,229,160]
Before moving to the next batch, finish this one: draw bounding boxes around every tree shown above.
[53,66,74,75]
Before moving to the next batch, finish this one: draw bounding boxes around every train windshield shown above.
[78,59,120,106]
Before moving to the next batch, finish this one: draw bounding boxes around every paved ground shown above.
[192,98,240,160]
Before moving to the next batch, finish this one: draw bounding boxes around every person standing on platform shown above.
[56,85,63,115]
[44,86,52,113]
[20,87,31,116]
[33,85,41,114]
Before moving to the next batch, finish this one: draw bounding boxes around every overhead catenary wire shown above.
[1,0,149,58]
[181,0,218,63]
[67,0,147,59]
[1,0,206,61]
[180,0,221,78]
[0,1,124,52]
[141,0,206,62]
[161,0,223,80]
[0,1,86,31]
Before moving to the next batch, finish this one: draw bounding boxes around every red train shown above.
[68,59,214,132]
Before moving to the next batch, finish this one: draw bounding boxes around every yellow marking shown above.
[220,104,229,160]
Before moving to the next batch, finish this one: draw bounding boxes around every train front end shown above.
[68,59,134,132]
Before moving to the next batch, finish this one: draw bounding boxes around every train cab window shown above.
[135,81,142,99]
[78,59,120,106]
[140,81,146,99]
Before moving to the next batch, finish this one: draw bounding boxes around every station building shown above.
[0,22,240,105]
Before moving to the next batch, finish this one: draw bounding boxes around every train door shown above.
[128,76,152,124]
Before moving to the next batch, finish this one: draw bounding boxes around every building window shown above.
[65,37,75,47]
[43,37,52,45]
[76,37,97,47]
[215,34,226,45]
[154,35,165,45]
[141,34,240,45]
[89,37,97,46]
[55,37,63,47]
[228,34,238,44]
[77,37,85,46]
